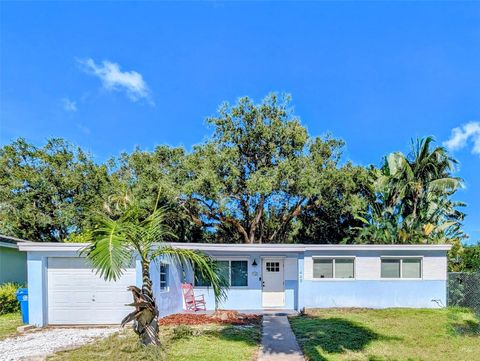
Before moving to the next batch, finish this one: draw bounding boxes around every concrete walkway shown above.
[258,315,304,361]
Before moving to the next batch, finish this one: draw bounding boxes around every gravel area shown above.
[0,327,119,361]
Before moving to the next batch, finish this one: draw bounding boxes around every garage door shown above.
[47,257,136,325]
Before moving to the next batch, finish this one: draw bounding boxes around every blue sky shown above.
[1,2,479,244]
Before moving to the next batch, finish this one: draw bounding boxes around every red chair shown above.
[181,283,206,312]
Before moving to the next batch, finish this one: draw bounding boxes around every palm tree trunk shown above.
[134,260,160,346]
[141,261,154,300]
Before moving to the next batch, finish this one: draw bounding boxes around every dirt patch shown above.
[159,310,261,326]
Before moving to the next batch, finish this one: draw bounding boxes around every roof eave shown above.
[17,242,453,253]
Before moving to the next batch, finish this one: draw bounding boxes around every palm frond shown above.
[81,216,132,281]
[152,246,229,306]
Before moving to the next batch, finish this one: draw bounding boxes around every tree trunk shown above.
[141,261,154,300]
[248,195,265,244]
[123,261,160,346]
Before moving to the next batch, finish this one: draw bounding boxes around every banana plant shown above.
[355,137,465,244]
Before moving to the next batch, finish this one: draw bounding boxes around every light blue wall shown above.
[303,280,447,308]
[285,280,298,310]
[27,253,47,326]
[298,255,305,310]
[24,248,450,327]
[135,259,142,288]
[182,252,300,311]
[150,257,185,317]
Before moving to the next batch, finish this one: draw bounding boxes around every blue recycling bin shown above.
[16,288,29,324]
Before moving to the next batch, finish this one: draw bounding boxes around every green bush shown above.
[0,283,22,315]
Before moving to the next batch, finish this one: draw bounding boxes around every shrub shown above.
[0,283,22,314]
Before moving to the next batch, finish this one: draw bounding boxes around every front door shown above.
[262,258,285,308]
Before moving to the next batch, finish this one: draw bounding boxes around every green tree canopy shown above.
[0,138,109,242]
[297,163,370,243]
[449,242,480,272]
[180,93,348,243]
[0,97,467,246]
[106,146,203,242]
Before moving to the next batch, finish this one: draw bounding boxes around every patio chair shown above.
[181,283,206,312]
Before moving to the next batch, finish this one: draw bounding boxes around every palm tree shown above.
[356,137,465,244]
[82,199,227,346]
[385,137,461,220]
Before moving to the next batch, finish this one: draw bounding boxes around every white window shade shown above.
[313,259,333,278]
[402,258,421,278]
[381,259,401,278]
[381,258,422,279]
[335,259,354,278]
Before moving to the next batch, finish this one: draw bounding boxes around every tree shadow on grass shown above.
[168,324,261,347]
[217,325,261,346]
[451,319,480,336]
[290,316,401,361]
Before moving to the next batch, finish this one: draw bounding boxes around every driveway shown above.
[0,327,119,361]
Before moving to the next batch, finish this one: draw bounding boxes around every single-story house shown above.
[0,235,27,285]
[17,242,451,327]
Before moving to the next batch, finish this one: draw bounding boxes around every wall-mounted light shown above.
[252,259,258,267]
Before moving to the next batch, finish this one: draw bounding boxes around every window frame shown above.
[194,258,249,289]
[312,256,356,280]
[380,256,423,280]
[159,262,169,292]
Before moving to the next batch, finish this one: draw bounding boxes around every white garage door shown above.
[48,257,136,325]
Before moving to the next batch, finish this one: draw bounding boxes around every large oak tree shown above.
[180,94,348,243]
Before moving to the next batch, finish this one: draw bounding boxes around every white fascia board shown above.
[167,242,305,253]
[17,241,452,253]
[304,244,452,251]
[18,242,88,252]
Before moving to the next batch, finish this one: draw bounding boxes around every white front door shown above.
[262,258,285,308]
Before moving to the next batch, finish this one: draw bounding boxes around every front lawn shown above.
[290,307,480,361]
[49,323,260,361]
[0,313,22,339]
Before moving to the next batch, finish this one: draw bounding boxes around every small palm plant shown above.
[83,198,227,346]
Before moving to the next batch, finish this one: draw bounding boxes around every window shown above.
[381,258,422,279]
[195,260,248,287]
[313,259,333,278]
[402,258,421,278]
[266,262,280,272]
[335,258,355,278]
[231,260,248,286]
[313,258,354,279]
[381,259,400,278]
[160,263,169,291]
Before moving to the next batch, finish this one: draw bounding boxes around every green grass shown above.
[0,312,22,339]
[290,308,480,361]
[49,324,261,361]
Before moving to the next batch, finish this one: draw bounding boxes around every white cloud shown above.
[77,58,153,105]
[76,123,91,135]
[443,121,480,155]
[62,98,77,112]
